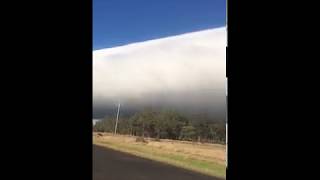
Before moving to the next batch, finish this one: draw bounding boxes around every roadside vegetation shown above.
[93,109,226,144]
[93,109,226,178]
[93,133,226,178]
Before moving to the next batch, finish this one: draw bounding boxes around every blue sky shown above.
[93,0,226,50]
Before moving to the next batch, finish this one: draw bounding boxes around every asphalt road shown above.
[93,144,224,180]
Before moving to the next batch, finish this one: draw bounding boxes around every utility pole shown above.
[114,102,121,135]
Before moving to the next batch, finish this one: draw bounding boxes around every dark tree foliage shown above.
[179,125,197,141]
[93,109,226,144]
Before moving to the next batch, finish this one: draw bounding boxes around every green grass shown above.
[93,138,226,178]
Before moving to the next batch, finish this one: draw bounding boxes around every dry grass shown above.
[93,132,226,178]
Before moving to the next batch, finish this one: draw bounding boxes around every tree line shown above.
[93,109,226,144]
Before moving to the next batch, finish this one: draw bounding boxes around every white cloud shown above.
[93,27,226,107]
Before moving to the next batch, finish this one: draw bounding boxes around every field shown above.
[93,132,226,178]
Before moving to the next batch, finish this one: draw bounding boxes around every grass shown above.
[93,133,226,178]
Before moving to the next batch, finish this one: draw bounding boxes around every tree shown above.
[130,113,141,136]
[159,110,189,140]
[179,125,197,141]
[92,117,115,133]
[94,108,226,145]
